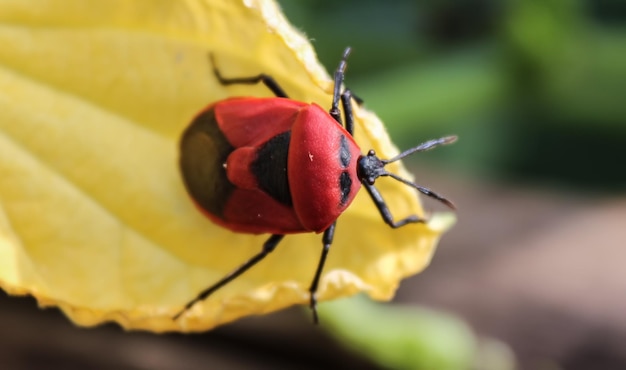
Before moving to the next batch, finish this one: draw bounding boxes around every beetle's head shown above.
[356,135,457,209]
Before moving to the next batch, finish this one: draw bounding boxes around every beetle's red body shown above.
[174,48,456,323]
[180,97,362,235]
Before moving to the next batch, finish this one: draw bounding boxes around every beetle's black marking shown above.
[251,131,293,205]
[339,171,352,206]
[339,134,351,168]
[180,109,235,218]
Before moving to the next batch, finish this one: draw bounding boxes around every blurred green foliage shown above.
[318,295,477,370]
[318,295,516,370]
[279,0,626,191]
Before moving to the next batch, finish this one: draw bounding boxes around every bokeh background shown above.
[279,0,626,368]
[284,0,626,190]
[2,0,625,369]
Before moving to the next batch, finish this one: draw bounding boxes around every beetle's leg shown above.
[362,182,428,227]
[340,89,355,136]
[308,222,336,324]
[209,54,288,98]
[173,234,285,320]
[351,93,364,106]
[329,47,351,125]
[329,47,362,135]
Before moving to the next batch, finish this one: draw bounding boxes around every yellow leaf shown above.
[0,0,455,332]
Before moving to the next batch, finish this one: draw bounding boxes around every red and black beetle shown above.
[175,48,456,322]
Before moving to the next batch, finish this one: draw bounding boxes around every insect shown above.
[175,47,456,322]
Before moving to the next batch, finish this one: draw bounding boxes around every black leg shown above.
[328,48,361,135]
[173,234,285,320]
[209,54,288,98]
[329,47,351,125]
[340,89,355,136]
[308,222,336,324]
[362,182,427,228]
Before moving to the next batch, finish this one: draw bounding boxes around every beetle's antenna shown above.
[384,171,455,209]
[358,135,457,210]
[382,136,457,165]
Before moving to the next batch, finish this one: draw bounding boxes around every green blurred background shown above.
[281,0,626,191]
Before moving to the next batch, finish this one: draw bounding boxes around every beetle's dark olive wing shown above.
[180,107,235,218]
